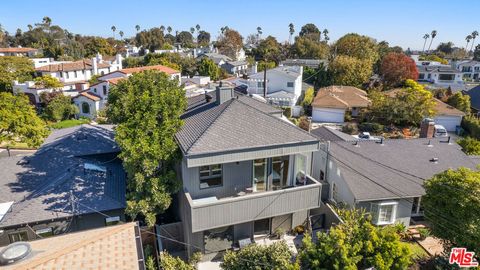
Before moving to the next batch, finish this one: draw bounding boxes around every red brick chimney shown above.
[420,118,435,138]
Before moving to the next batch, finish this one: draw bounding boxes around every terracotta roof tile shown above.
[75,91,101,101]
[35,59,110,72]
[0,47,38,53]
[119,65,180,75]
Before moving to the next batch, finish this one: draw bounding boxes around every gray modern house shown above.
[0,125,126,246]
[311,126,478,226]
[175,85,331,256]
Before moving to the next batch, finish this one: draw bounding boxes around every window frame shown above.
[199,164,223,189]
[371,201,398,225]
[287,82,294,88]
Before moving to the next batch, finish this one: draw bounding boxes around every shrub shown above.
[282,107,292,118]
[358,122,384,134]
[418,228,431,240]
[342,123,358,134]
[462,115,480,140]
[298,116,310,131]
[274,228,285,239]
[293,225,305,235]
[457,137,480,155]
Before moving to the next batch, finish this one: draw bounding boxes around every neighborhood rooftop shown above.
[35,59,111,72]
[118,64,179,75]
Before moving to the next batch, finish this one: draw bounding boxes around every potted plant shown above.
[273,228,285,239]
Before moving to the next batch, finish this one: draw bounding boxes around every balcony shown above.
[183,175,323,232]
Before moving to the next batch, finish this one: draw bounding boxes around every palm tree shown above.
[160,25,165,32]
[427,30,437,52]
[190,27,195,35]
[42,16,52,27]
[422,34,430,52]
[257,26,262,41]
[27,24,33,31]
[466,35,473,51]
[196,24,201,32]
[323,29,329,42]
[135,25,140,33]
[167,26,172,34]
[470,30,479,52]
[288,23,294,44]
[119,31,124,39]
[111,25,116,39]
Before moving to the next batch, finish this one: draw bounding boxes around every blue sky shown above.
[0,0,478,50]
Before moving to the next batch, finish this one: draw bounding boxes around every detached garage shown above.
[433,99,465,131]
[311,86,370,123]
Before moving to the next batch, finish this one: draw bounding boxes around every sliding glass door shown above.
[272,156,289,190]
[253,156,292,192]
[253,158,267,192]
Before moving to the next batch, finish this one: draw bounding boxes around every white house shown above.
[221,60,249,76]
[13,80,89,105]
[311,86,370,123]
[240,65,304,107]
[35,54,123,83]
[417,64,464,90]
[455,60,480,81]
[72,92,102,118]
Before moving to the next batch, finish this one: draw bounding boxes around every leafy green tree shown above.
[143,53,195,75]
[0,56,34,92]
[368,79,436,126]
[222,241,298,270]
[329,55,372,87]
[335,33,379,65]
[423,168,480,254]
[253,36,283,63]
[159,251,201,270]
[197,30,211,46]
[34,75,63,89]
[176,31,194,47]
[215,28,244,60]
[303,64,333,89]
[0,92,49,147]
[446,92,471,114]
[107,70,187,226]
[197,58,220,80]
[43,94,78,121]
[457,137,480,155]
[298,208,412,270]
[418,54,448,65]
[135,27,166,52]
[436,42,454,55]
[84,37,115,57]
[257,60,276,72]
[291,36,330,59]
[302,87,314,108]
[299,23,321,41]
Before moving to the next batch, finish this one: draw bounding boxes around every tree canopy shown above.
[0,92,49,147]
[34,75,63,89]
[107,70,187,226]
[216,28,244,60]
[423,168,480,254]
[298,208,412,270]
[252,35,283,63]
[379,52,418,88]
[197,30,211,46]
[335,33,379,65]
[176,31,194,47]
[299,23,321,41]
[367,79,435,126]
[291,36,330,59]
[221,241,297,270]
[329,55,373,87]
[0,56,34,92]
[197,58,220,81]
[446,92,471,114]
[43,94,78,121]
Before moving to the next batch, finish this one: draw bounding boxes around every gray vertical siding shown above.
[356,198,413,226]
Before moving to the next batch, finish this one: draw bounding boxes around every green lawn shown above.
[403,241,429,260]
[49,118,90,129]
[0,141,35,150]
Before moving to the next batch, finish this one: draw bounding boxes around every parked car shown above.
[434,125,448,137]
[358,132,371,139]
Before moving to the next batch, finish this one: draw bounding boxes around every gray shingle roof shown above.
[176,93,318,156]
[249,66,301,80]
[463,85,480,111]
[329,138,478,201]
[0,125,125,228]
[311,126,358,142]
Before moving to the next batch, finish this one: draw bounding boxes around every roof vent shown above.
[0,242,31,266]
[430,157,439,163]
[427,140,433,147]
[353,141,360,147]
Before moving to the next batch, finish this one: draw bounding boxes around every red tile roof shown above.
[0,47,38,53]
[35,59,110,72]
[75,91,101,101]
[119,65,180,75]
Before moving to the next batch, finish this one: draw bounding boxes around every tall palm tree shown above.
[466,34,473,51]
[422,33,430,52]
[196,24,201,32]
[190,27,195,35]
[42,16,52,27]
[160,25,165,32]
[119,31,124,39]
[288,23,294,44]
[135,25,140,33]
[470,30,479,52]
[27,24,33,31]
[111,26,116,39]
[323,29,329,42]
[167,26,172,34]
[427,30,437,52]
[257,26,262,41]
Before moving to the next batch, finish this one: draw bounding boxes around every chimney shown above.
[115,54,123,70]
[216,82,234,105]
[92,57,98,75]
[252,61,258,74]
[420,118,435,138]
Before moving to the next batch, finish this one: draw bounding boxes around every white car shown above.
[433,125,448,137]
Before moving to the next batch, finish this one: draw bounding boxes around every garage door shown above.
[312,107,345,123]
[434,116,462,131]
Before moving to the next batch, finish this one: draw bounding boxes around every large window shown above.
[103,85,107,95]
[371,202,397,225]
[81,102,90,114]
[253,159,267,192]
[9,231,28,243]
[439,74,455,81]
[272,156,289,190]
[294,154,307,186]
[199,164,222,189]
[287,82,294,87]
